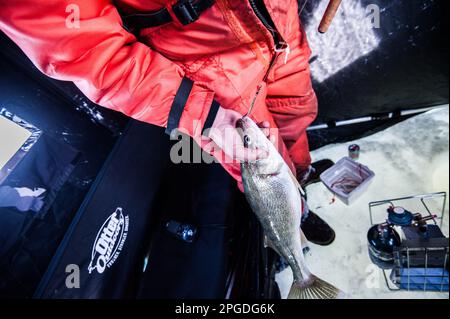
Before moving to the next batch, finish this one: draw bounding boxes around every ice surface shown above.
[276,106,449,299]
[305,1,380,82]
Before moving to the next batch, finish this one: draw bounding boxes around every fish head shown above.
[236,116,269,151]
[236,116,284,176]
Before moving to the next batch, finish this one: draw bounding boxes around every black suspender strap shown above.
[202,99,220,136]
[121,0,215,31]
[121,8,172,31]
[117,1,220,137]
[165,77,194,136]
[165,77,221,137]
[173,0,215,25]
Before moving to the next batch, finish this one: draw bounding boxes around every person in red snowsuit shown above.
[0,0,335,245]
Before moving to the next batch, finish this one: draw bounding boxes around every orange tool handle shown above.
[318,0,342,33]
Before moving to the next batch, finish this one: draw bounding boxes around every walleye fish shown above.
[236,116,343,299]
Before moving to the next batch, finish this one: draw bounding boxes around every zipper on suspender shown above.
[246,0,290,116]
[249,0,280,45]
[248,0,290,65]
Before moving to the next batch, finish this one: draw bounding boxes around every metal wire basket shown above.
[369,192,449,292]
[389,239,449,292]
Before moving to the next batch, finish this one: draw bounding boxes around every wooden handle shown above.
[318,0,342,33]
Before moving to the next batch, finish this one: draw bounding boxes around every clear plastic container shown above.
[320,157,375,205]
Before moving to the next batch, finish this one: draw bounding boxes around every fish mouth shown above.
[236,116,253,130]
[236,117,251,147]
[236,118,245,130]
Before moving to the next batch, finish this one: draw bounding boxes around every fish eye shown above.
[244,135,251,144]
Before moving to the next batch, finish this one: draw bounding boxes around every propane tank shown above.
[367,223,401,269]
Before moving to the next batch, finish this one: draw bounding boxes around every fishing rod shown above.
[246,0,341,117]
[299,0,309,14]
[306,105,445,131]
[319,0,342,33]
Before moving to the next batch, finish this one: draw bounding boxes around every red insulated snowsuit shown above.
[0,0,318,185]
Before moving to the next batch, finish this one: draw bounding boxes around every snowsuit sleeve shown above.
[0,0,217,138]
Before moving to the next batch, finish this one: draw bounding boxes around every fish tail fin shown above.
[288,275,345,299]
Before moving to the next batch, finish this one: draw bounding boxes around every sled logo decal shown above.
[88,207,129,274]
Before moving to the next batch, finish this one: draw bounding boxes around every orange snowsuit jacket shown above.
[0,0,318,186]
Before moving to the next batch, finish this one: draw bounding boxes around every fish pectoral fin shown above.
[265,233,309,256]
[263,235,283,257]
[287,168,306,197]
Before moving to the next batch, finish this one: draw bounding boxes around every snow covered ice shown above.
[276,106,449,299]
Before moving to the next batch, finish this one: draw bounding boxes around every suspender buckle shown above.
[172,0,200,25]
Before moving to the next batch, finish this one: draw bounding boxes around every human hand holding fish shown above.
[205,107,275,163]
